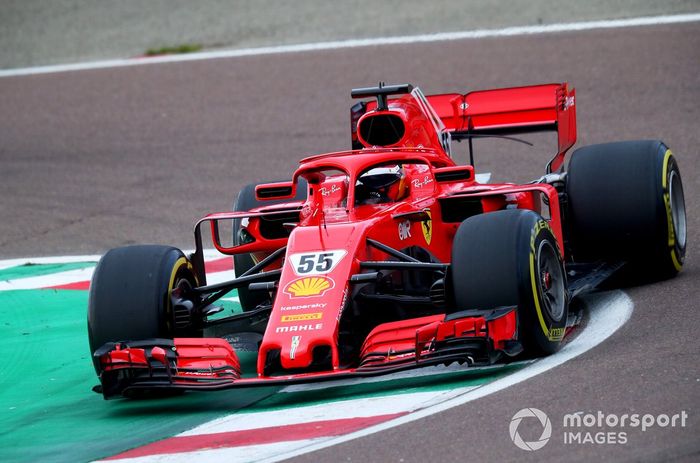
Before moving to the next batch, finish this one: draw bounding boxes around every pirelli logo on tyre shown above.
[549,327,565,340]
[281,313,323,323]
[530,220,553,252]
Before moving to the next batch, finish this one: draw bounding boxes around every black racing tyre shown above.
[450,210,568,355]
[87,245,199,374]
[567,140,686,280]
[232,180,307,311]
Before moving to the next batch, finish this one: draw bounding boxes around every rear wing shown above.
[426,83,577,172]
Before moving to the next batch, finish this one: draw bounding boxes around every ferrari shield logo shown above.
[421,209,432,245]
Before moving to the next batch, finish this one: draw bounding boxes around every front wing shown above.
[93,309,518,399]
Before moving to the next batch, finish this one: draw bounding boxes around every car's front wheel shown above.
[87,245,199,374]
[450,210,568,355]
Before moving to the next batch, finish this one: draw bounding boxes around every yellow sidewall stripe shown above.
[662,149,671,188]
[661,149,683,272]
[169,257,197,290]
[529,251,563,342]
[671,251,683,272]
[529,252,551,340]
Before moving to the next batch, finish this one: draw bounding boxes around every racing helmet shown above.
[356,164,407,204]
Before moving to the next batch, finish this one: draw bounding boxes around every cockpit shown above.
[304,160,435,220]
[354,164,407,205]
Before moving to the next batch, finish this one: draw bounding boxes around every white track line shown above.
[0,255,102,271]
[205,270,238,286]
[103,440,327,463]
[1,13,698,78]
[0,267,95,291]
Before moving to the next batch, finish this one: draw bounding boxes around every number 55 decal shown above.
[290,250,347,275]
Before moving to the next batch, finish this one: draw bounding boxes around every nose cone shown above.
[258,223,364,375]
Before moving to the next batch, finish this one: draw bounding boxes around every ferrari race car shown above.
[88,83,687,399]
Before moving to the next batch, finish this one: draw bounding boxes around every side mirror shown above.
[433,166,474,183]
[255,181,296,201]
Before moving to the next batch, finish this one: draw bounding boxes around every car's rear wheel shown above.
[450,210,568,355]
[87,245,199,374]
[232,180,307,311]
[566,140,686,280]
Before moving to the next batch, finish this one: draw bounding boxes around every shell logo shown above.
[283,276,335,298]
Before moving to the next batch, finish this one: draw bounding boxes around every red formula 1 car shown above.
[88,83,687,399]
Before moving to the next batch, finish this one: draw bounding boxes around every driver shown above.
[355,165,408,205]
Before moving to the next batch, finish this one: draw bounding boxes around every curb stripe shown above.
[0,253,235,291]
[0,255,101,271]
[0,250,223,271]
[1,14,698,78]
[180,389,477,437]
[0,267,96,291]
[47,280,91,291]
[105,414,406,460]
[204,257,234,273]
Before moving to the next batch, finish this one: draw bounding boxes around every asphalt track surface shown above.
[1,20,699,462]
[3,0,699,69]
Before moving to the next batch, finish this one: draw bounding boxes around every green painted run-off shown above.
[0,288,279,462]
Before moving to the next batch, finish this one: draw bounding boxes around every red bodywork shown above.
[95,83,576,396]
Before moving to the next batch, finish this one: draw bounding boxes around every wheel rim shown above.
[669,170,687,250]
[536,240,566,322]
[169,276,197,333]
